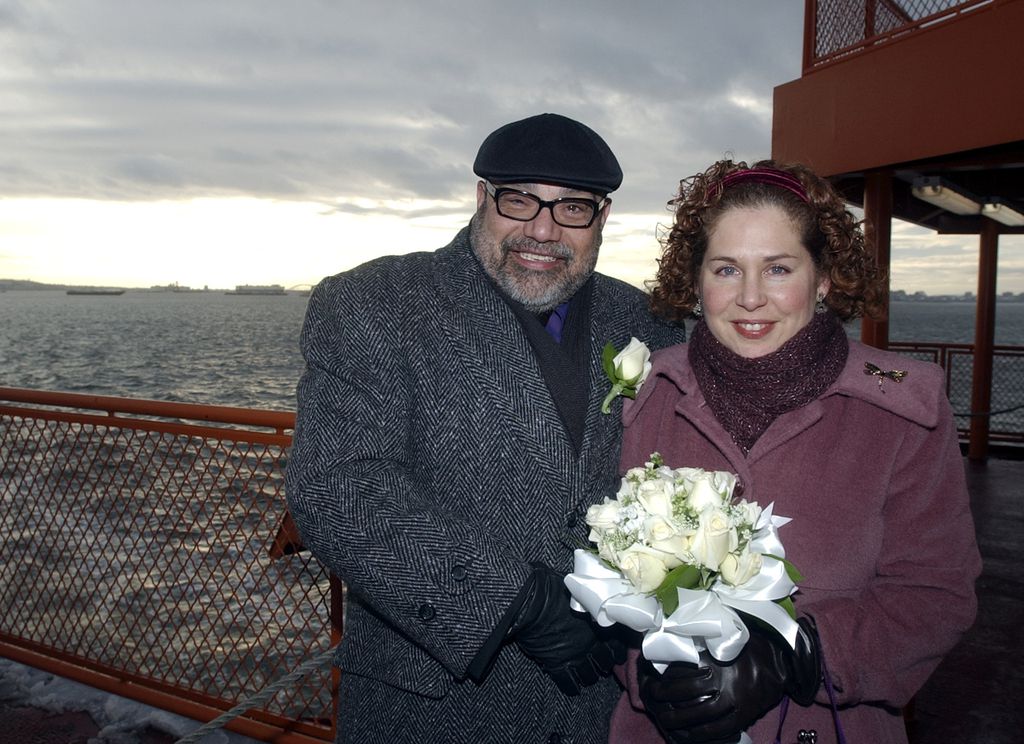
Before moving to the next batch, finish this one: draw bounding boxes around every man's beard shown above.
[470,213,601,313]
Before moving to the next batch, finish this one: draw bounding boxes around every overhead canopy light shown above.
[981,197,1024,227]
[911,176,982,216]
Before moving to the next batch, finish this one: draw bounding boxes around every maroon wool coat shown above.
[608,340,981,744]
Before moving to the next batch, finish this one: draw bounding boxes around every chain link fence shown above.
[810,0,991,67]
[0,389,336,742]
[890,342,1024,444]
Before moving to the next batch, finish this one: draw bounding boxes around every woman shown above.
[609,160,981,743]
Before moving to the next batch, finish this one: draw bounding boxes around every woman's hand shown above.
[638,618,822,743]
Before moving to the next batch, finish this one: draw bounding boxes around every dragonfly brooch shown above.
[864,362,908,392]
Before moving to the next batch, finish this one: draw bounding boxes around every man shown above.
[286,113,684,743]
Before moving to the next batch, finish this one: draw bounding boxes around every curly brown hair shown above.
[649,159,887,323]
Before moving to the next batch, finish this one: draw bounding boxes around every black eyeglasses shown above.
[484,182,607,228]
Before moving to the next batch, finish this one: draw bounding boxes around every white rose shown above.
[720,549,763,587]
[642,514,678,543]
[636,479,674,519]
[709,470,739,499]
[612,337,652,386]
[674,466,704,481]
[618,544,672,593]
[585,499,621,531]
[685,475,726,512]
[734,500,762,529]
[624,467,648,482]
[647,533,691,564]
[641,514,690,564]
[684,474,733,515]
[688,508,735,571]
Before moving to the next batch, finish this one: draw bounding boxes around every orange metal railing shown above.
[889,341,1024,444]
[804,0,995,71]
[0,388,339,743]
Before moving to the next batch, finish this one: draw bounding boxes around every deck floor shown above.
[907,453,1024,744]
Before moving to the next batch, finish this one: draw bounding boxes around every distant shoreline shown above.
[890,291,1024,304]
[3,278,1024,302]
[0,280,309,296]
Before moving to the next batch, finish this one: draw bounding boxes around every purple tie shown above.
[544,302,570,343]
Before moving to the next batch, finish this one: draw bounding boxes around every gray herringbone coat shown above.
[286,227,684,744]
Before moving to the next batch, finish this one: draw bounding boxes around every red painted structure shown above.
[772,0,1024,459]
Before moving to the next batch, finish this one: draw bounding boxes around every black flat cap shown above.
[473,113,622,195]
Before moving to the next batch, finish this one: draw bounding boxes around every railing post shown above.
[861,170,892,349]
[969,219,1000,461]
[803,0,818,72]
[865,0,877,40]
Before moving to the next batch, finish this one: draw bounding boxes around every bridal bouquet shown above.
[565,453,802,672]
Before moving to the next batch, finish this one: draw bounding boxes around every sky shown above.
[1,0,1020,294]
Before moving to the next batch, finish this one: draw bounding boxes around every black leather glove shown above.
[511,562,625,695]
[638,616,822,744]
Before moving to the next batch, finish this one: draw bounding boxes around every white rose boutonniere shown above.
[600,337,652,414]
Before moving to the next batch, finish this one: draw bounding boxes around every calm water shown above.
[2,290,1024,410]
[1,290,310,410]
[887,301,1024,345]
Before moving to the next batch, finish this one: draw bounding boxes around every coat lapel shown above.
[577,284,623,451]
[569,276,650,511]
[430,230,577,470]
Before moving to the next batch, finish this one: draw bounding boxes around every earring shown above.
[815,293,827,314]
[693,298,703,318]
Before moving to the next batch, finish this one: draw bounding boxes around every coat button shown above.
[450,564,468,581]
[565,513,577,528]
[417,603,435,622]
[548,734,563,744]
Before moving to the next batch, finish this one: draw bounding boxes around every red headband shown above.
[718,167,809,203]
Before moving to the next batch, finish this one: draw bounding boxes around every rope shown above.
[173,646,336,744]
[953,402,1024,418]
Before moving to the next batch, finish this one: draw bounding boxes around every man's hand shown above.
[511,563,625,695]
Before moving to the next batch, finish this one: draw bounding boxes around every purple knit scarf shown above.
[689,313,849,453]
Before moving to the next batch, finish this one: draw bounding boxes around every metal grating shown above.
[889,342,1024,444]
[0,391,336,741]
[810,0,992,67]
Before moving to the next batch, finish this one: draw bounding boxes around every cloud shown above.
[19,1,1006,295]
[886,223,1024,295]
[0,0,804,216]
